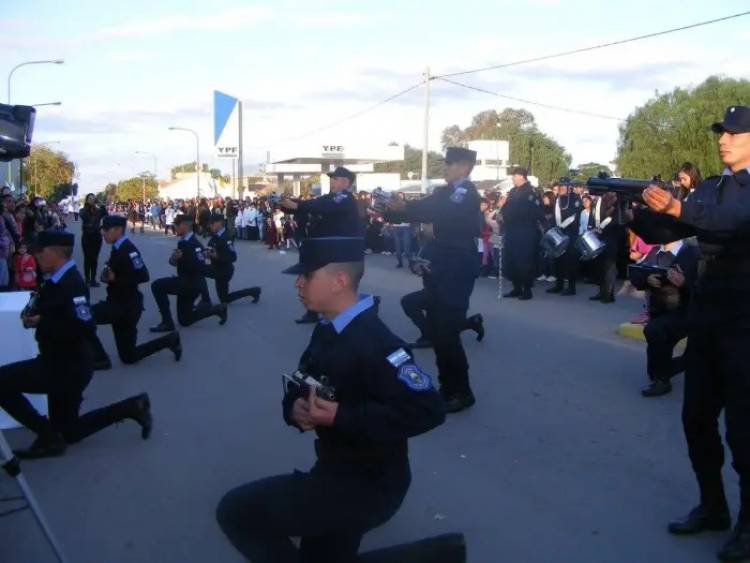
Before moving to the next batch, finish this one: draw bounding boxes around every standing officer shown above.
[0,231,152,459]
[385,147,481,413]
[203,213,261,305]
[631,106,750,561]
[216,237,447,562]
[279,166,363,324]
[502,167,544,300]
[89,215,181,367]
[150,214,227,332]
[546,179,582,296]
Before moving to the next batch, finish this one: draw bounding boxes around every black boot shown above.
[518,286,533,301]
[467,314,484,342]
[546,284,563,294]
[15,433,67,459]
[120,393,153,440]
[641,379,672,397]
[503,283,522,298]
[150,321,175,333]
[589,293,602,301]
[444,391,476,414]
[249,287,261,303]
[561,285,576,296]
[718,519,750,561]
[169,332,182,362]
[216,303,228,325]
[295,310,319,324]
[668,504,731,535]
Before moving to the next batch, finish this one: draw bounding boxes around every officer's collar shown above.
[113,235,128,250]
[452,177,469,189]
[659,240,683,256]
[217,228,225,237]
[722,166,750,176]
[320,294,374,334]
[49,259,76,284]
[182,231,194,242]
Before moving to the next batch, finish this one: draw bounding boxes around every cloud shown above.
[91,5,273,40]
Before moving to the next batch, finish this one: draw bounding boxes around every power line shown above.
[256,81,425,149]
[436,76,627,122]
[435,10,750,79]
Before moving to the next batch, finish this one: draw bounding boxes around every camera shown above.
[0,103,36,161]
[282,370,336,401]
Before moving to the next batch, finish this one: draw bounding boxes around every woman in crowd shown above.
[675,161,702,201]
[537,190,557,283]
[80,193,108,287]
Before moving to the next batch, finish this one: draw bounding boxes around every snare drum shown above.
[540,227,570,258]
[576,230,606,261]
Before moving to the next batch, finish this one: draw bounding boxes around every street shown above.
[0,226,736,563]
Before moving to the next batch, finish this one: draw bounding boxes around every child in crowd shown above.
[264,216,279,250]
[13,242,37,290]
[282,216,298,250]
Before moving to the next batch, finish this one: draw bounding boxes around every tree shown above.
[616,76,750,179]
[441,107,571,186]
[171,161,209,179]
[571,162,613,182]
[25,146,76,200]
[109,174,159,202]
[373,144,444,179]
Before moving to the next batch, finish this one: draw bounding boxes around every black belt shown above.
[314,440,407,465]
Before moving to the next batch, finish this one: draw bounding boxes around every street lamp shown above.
[30,101,62,107]
[135,151,158,203]
[168,127,200,198]
[6,59,64,186]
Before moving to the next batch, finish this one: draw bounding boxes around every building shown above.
[467,139,511,182]
[263,142,404,196]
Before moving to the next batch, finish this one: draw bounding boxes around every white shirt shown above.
[579,210,590,235]
[165,207,176,225]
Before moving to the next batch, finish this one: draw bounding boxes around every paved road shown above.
[0,225,737,562]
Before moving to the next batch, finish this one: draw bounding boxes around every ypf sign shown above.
[214,90,239,159]
[322,145,344,158]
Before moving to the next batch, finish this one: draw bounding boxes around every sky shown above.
[3,0,750,192]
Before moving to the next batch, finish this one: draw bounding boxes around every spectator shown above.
[390,192,413,268]
[13,242,36,290]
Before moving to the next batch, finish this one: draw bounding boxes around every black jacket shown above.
[174,233,207,285]
[554,192,582,237]
[34,263,96,365]
[105,237,149,303]
[206,229,237,276]
[80,204,107,236]
[296,189,362,238]
[282,304,445,472]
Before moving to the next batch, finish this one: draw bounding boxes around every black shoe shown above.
[641,379,672,397]
[170,332,182,362]
[126,393,153,440]
[217,304,228,325]
[518,288,533,301]
[561,288,576,296]
[468,314,484,342]
[94,358,112,371]
[589,294,602,301]
[411,335,433,349]
[396,263,404,268]
[150,322,175,333]
[250,287,261,303]
[444,392,476,414]
[15,433,67,459]
[546,286,563,294]
[600,295,615,304]
[668,505,731,535]
[718,520,750,562]
[296,311,319,324]
[503,289,521,298]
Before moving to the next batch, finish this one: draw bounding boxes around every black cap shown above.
[327,166,356,182]
[174,214,193,225]
[209,213,225,223]
[282,237,365,275]
[712,106,750,134]
[510,166,529,178]
[33,230,74,251]
[558,177,572,185]
[445,147,477,165]
[101,215,127,230]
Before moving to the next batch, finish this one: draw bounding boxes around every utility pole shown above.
[421,67,431,194]
[237,100,244,200]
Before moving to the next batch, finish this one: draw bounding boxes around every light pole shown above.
[30,101,62,108]
[7,59,64,186]
[135,150,158,203]
[168,127,200,198]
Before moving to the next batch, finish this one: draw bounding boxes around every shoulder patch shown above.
[72,295,92,321]
[398,364,433,392]
[450,187,467,204]
[387,348,411,368]
[129,251,145,270]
